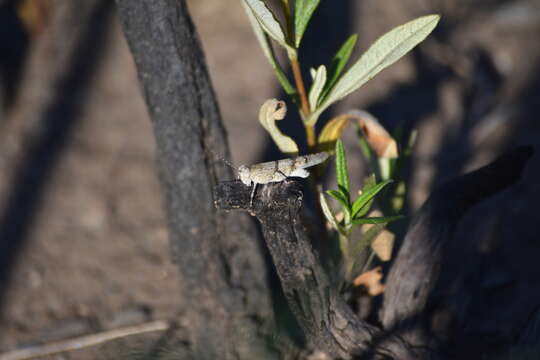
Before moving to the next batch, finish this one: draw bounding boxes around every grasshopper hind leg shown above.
[249,183,258,208]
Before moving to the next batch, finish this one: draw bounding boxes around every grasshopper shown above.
[237,152,329,206]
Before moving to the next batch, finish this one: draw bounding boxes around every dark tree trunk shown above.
[115,1,278,359]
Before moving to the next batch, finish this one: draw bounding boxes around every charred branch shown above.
[215,146,532,359]
[380,146,533,344]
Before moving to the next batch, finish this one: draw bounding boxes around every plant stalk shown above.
[290,57,316,151]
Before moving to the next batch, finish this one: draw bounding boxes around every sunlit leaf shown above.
[244,0,292,51]
[335,140,350,196]
[258,99,299,155]
[320,34,358,102]
[351,179,393,219]
[306,14,440,125]
[356,110,398,158]
[294,0,321,47]
[242,1,296,96]
[371,229,394,261]
[317,113,355,152]
[308,65,327,112]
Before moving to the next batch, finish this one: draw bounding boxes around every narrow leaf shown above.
[352,216,404,225]
[320,34,358,102]
[308,65,327,112]
[320,192,339,231]
[326,189,349,210]
[335,140,350,195]
[258,99,299,155]
[294,0,321,47]
[351,179,393,219]
[242,1,296,96]
[307,14,440,125]
[244,0,292,50]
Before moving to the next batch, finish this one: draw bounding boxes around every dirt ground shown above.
[1,0,540,358]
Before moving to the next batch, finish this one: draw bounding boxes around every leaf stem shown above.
[304,123,316,150]
[291,58,310,116]
[290,57,316,150]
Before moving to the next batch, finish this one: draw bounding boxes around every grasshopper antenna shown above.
[208,149,237,170]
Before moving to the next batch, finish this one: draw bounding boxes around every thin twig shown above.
[290,58,310,117]
[0,320,169,360]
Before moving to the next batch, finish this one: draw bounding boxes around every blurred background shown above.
[0,0,539,358]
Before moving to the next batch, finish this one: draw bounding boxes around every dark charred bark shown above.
[215,146,532,359]
[215,180,418,360]
[380,146,533,345]
[115,1,276,359]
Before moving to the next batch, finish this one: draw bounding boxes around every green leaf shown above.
[320,34,358,103]
[243,0,293,51]
[308,65,327,112]
[306,14,440,125]
[326,189,349,210]
[258,99,299,155]
[335,139,350,195]
[242,1,296,96]
[294,0,321,47]
[351,179,393,219]
[352,215,404,225]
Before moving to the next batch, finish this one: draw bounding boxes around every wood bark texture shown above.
[215,146,532,359]
[115,1,277,359]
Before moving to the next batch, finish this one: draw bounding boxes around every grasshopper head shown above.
[238,165,252,186]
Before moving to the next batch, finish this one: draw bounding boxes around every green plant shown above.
[321,140,402,283]
[242,0,439,284]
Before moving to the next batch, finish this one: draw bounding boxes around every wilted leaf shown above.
[259,99,299,154]
[356,110,398,158]
[16,0,51,35]
[371,230,394,261]
[242,1,296,96]
[353,266,385,296]
[308,65,327,112]
[294,0,321,47]
[317,113,355,152]
[307,14,440,125]
[244,0,292,51]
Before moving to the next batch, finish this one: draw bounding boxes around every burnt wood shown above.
[215,146,532,359]
[116,1,276,359]
[380,146,533,344]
